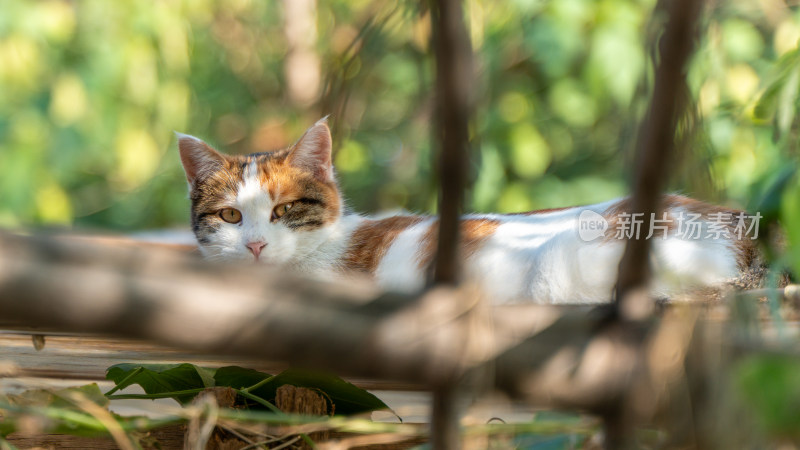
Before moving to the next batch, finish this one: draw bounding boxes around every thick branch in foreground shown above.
[0,231,634,410]
[614,0,703,311]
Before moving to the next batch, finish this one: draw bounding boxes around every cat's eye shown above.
[219,208,242,224]
[272,202,293,221]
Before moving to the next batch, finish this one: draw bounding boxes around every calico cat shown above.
[177,118,761,304]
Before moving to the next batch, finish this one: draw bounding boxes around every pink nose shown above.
[245,241,266,260]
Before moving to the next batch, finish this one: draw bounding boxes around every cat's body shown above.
[178,119,760,304]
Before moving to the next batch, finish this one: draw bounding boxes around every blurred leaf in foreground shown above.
[105,363,388,415]
[0,383,171,438]
[734,356,800,439]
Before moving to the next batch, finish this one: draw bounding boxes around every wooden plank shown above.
[5,427,427,450]
[56,233,199,253]
[7,425,186,450]
[0,331,419,391]
[0,331,286,380]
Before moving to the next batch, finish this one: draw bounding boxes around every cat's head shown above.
[177,118,342,265]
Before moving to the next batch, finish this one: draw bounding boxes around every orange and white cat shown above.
[177,119,761,304]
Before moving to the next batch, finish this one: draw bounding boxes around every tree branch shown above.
[615,0,703,315]
[0,231,621,406]
[431,0,473,287]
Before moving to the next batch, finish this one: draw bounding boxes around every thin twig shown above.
[241,374,277,393]
[64,392,137,450]
[269,435,303,450]
[185,395,219,450]
[218,424,268,450]
[107,388,207,400]
[236,434,288,450]
[237,390,284,415]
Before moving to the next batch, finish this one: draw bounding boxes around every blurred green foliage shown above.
[1,0,800,231]
[735,355,800,440]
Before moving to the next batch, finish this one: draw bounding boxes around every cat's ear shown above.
[176,133,226,185]
[287,117,334,182]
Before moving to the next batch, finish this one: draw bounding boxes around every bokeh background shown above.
[1,0,799,236]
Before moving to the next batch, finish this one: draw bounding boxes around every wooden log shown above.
[0,230,593,387]
[0,230,650,418]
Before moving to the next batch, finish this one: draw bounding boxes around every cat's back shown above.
[462,199,623,303]
[363,195,753,304]
[359,200,618,301]
[470,198,618,243]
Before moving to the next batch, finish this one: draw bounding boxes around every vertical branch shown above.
[430,0,473,448]
[614,0,703,312]
[606,0,703,447]
[430,382,460,450]
[431,0,473,286]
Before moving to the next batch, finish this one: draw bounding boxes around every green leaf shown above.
[213,366,272,390]
[105,363,217,405]
[780,172,800,275]
[753,70,787,122]
[245,368,389,416]
[752,164,796,224]
[0,422,15,439]
[106,363,389,416]
[194,366,217,389]
[214,366,389,415]
[753,48,800,124]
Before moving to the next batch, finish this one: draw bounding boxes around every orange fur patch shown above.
[342,216,426,274]
[189,147,341,243]
[342,216,501,275]
[417,218,501,270]
[258,156,341,227]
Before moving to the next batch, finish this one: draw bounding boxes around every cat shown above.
[177,118,762,304]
